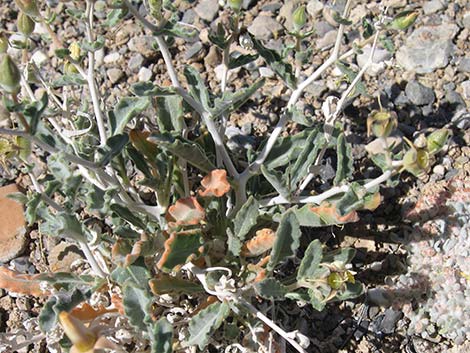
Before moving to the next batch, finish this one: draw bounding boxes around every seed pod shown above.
[0,54,21,93]
[0,33,8,54]
[227,0,242,12]
[63,61,78,75]
[389,10,418,31]
[14,0,40,18]
[427,128,450,155]
[293,5,307,32]
[17,12,35,37]
[403,146,430,177]
[367,110,397,138]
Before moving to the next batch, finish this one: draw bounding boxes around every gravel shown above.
[405,80,436,106]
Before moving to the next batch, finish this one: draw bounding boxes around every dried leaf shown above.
[166,197,205,227]
[70,303,118,322]
[241,228,276,257]
[198,169,231,197]
[309,202,359,224]
[0,266,47,297]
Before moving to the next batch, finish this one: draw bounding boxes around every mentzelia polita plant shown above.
[0,0,451,352]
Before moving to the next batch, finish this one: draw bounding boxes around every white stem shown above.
[237,299,308,353]
[261,169,395,207]
[85,0,107,146]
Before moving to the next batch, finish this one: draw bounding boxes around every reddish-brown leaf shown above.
[166,197,205,226]
[309,202,359,224]
[70,303,118,322]
[198,169,231,197]
[0,266,48,297]
[241,228,276,257]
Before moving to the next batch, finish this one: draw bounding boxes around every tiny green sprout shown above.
[227,0,242,12]
[389,10,418,31]
[293,5,307,32]
[0,33,8,53]
[14,0,40,18]
[17,12,35,37]
[426,128,450,155]
[0,54,21,93]
[367,110,398,138]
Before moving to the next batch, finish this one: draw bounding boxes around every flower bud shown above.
[17,12,35,37]
[69,41,81,61]
[367,110,397,138]
[227,0,242,12]
[403,146,430,177]
[0,54,21,93]
[426,128,450,155]
[14,0,40,18]
[293,5,307,32]
[0,33,8,54]
[59,311,97,352]
[63,61,78,75]
[389,10,418,31]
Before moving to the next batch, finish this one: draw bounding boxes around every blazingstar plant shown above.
[0,1,447,352]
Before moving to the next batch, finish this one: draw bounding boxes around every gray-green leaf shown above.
[268,210,301,271]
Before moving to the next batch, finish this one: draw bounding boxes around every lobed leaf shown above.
[150,318,174,353]
[241,228,276,257]
[268,210,301,271]
[149,274,203,295]
[0,266,47,297]
[157,230,203,272]
[185,301,231,350]
[261,165,291,198]
[166,197,205,226]
[297,239,323,281]
[253,278,288,300]
[123,285,153,331]
[199,169,231,197]
[110,97,150,135]
[333,133,353,186]
[156,95,185,133]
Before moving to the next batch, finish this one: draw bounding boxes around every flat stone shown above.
[365,135,402,155]
[103,52,121,65]
[463,12,470,29]
[279,1,295,31]
[128,36,156,57]
[31,50,48,67]
[184,41,203,60]
[106,68,124,84]
[458,57,470,73]
[357,45,392,76]
[182,9,197,24]
[423,0,445,15]
[128,53,145,71]
[259,67,275,78]
[0,184,26,263]
[194,0,219,22]
[461,81,470,100]
[396,23,458,74]
[315,21,334,37]
[48,241,84,272]
[316,30,337,49]
[405,80,436,106]
[248,15,283,40]
[378,309,403,334]
[261,2,282,12]
[138,67,153,82]
[307,0,324,16]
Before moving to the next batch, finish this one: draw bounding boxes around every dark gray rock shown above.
[405,81,435,106]
[379,309,403,334]
[261,2,282,12]
[182,9,197,24]
[10,256,35,274]
[248,15,283,40]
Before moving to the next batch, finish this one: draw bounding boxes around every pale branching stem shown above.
[28,171,108,278]
[261,168,397,207]
[123,0,240,179]
[85,0,107,146]
[298,30,381,193]
[239,1,354,192]
[237,299,308,353]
